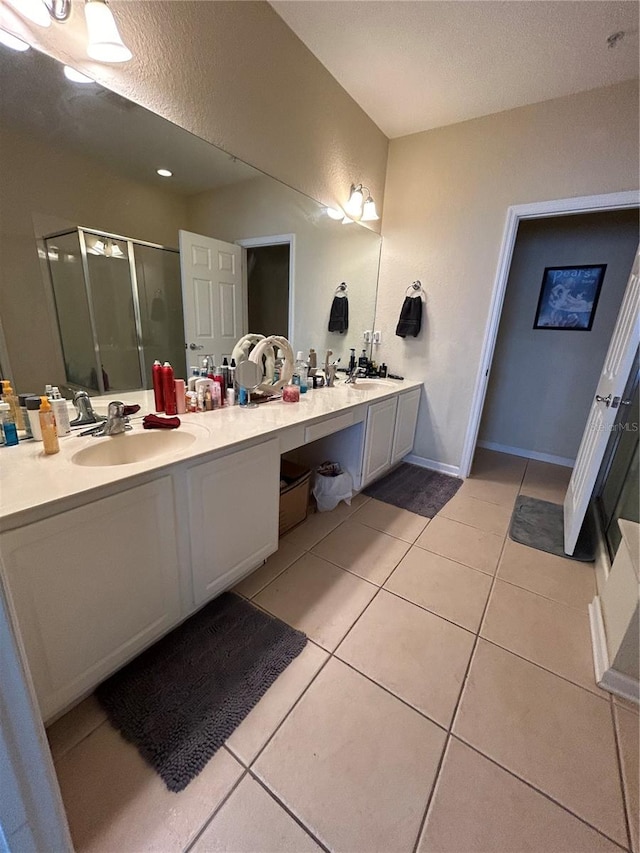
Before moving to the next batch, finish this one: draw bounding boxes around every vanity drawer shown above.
[305,411,355,443]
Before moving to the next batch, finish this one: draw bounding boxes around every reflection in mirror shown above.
[0,46,381,397]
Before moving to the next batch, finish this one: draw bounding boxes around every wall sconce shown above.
[3,0,132,62]
[326,183,379,225]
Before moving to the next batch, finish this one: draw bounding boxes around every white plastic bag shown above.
[313,469,353,512]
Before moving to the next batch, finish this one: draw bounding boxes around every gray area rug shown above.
[96,592,307,792]
[509,495,595,562]
[363,463,463,517]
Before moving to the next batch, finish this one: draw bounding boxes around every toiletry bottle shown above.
[379,363,388,378]
[225,387,235,407]
[212,369,226,405]
[175,379,187,414]
[39,396,59,455]
[18,393,34,438]
[349,348,357,373]
[0,402,19,446]
[44,383,53,400]
[187,391,198,413]
[1,381,24,430]
[293,351,308,393]
[308,348,317,370]
[162,362,177,415]
[358,348,368,369]
[152,360,164,412]
[229,359,236,393]
[50,387,71,436]
[25,396,43,440]
[222,357,230,388]
[187,367,200,392]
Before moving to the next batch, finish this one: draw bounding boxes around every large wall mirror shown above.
[0,46,381,396]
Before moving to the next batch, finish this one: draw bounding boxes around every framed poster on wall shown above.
[533,265,606,331]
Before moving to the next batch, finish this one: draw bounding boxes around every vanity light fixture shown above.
[0,27,30,49]
[343,183,379,223]
[63,65,94,83]
[156,168,173,178]
[326,207,344,220]
[85,0,131,63]
[4,0,132,62]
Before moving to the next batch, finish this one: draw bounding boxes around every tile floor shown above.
[47,450,639,853]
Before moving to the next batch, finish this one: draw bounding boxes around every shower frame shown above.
[45,226,179,395]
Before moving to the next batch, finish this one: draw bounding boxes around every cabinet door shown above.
[392,389,421,464]
[0,478,181,721]
[361,397,398,487]
[187,439,280,606]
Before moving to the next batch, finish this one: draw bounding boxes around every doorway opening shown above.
[237,234,294,340]
[475,208,638,470]
[460,191,639,479]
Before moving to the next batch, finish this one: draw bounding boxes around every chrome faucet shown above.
[91,402,131,437]
[70,391,106,427]
[344,365,359,385]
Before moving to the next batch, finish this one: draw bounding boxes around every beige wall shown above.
[12,0,388,222]
[376,81,640,470]
[0,124,186,392]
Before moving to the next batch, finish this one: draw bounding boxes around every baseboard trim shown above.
[589,597,639,705]
[404,454,461,478]
[477,440,575,469]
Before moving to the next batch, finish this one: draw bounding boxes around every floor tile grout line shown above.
[49,714,110,766]
[183,756,249,853]
[410,540,504,577]
[410,526,509,853]
[450,733,631,852]
[477,635,611,702]
[380,586,480,636]
[609,699,635,851]
[246,768,332,853]
[492,572,596,613]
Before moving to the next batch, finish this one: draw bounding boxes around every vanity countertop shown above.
[0,379,421,530]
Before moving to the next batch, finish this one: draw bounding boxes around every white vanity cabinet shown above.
[392,388,421,465]
[186,439,280,606]
[0,478,182,721]
[361,396,399,487]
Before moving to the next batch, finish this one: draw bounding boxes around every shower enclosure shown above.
[45,227,186,394]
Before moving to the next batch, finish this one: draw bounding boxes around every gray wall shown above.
[479,209,639,462]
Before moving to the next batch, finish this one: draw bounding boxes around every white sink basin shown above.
[72,430,196,467]
[347,379,399,390]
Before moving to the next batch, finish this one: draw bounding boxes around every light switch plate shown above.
[373,330,382,344]
[363,330,372,343]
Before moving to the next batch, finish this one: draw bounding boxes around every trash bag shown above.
[312,465,353,512]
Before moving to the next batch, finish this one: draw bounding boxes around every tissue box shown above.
[279,460,311,536]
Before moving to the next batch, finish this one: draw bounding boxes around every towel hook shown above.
[405,280,423,296]
[335,281,348,294]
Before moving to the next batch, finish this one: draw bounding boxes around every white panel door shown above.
[0,478,181,720]
[362,397,399,487]
[179,230,245,363]
[564,246,640,554]
[187,439,280,606]
[392,389,421,464]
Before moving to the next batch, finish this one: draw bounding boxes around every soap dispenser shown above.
[39,396,59,455]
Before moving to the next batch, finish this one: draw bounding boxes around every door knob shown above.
[595,394,612,407]
[189,343,204,351]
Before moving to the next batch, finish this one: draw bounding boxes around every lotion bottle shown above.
[26,396,43,440]
[39,396,59,454]
[50,387,71,436]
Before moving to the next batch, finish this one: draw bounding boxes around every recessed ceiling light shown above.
[64,65,94,84]
[156,168,173,178]
[0,28,30,51]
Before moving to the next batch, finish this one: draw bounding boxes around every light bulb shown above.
[344,185,364,218]
[341,216,354,225]
[0,28,30,50]
[64,65,94,83]
[85,0,132,63]
[5,0,51,27]
[361,197,379,222]
[156,168,173,177]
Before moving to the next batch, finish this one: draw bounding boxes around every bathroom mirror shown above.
[0,46,381,396]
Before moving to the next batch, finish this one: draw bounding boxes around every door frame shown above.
[459,190,640,478]
[236,234,295,339]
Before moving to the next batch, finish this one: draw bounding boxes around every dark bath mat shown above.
[363,463,463,518]
[509,495,595,562]
[95,592,306,792]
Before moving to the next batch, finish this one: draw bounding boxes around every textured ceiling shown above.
[270,0,640,138]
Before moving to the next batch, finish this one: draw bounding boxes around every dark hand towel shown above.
[395,296,422,338]
[143,414,181,430]
[328,295,349,333]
